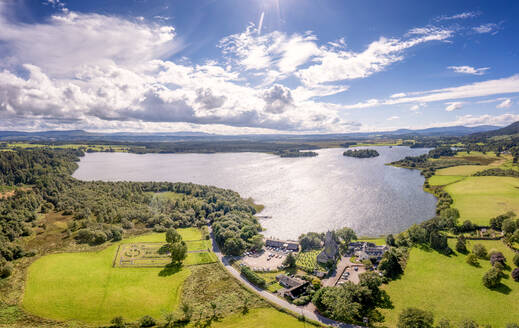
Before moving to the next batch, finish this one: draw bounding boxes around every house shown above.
[265,238,299,251]
[349,242,388,262]
[284,241,299,251]
[317,231,338,264]
[276,274,309,300]
[266,239,284,248]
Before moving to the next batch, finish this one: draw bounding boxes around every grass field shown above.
[428,175,465,186]
[200,308,312,328]
[382,239,519,327]
[23,230,206,323]
[356,238,387,246]
[445,176,519,226]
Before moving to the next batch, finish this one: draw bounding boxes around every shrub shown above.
[139,315,156,327]
[240,265,266,288]
[0,261,13,278]
[512,268,519,282]
[455,237,468,254]
[111,316,125,328]
[513,254,519,267]
[472,244,487,259]
[490,252,506,266]
[482,267,503,288]
[397,307,434,328]
[293,295,311,306]
[466,254,479,267]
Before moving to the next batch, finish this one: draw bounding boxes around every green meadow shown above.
[23,229,206,323]
[445,176,519,226]
[382,239,519,327]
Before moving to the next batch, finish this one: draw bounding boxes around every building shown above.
[265,238,299,251]
[276,274,309,299]
[348,241,388,262]
[317,231,338,264]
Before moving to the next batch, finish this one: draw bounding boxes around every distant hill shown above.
[469,121,519,138]
[0,124,502,143]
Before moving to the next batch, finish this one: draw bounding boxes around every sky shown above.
[0,0,518,134]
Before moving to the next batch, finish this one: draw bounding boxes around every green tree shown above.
[138,315,156,327]
[514,253,519,267]
[408,224,427,244]
[482,267,503,288]
[166,228,182,244]
[455,237,468,254]
[170,241,187,265]
[397,307,434,328]
[466,254,479,267]
[283,252,296,268]
[386,234,396,247]
[459,319,479,328]
[249,234,264,250]
[472,244,487,259]
[336,227,357,244]
[379,248,403,278]
[502,219,517,234]
[437,318,451,328]
[223,237,245,256]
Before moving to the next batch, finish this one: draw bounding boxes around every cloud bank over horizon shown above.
[0,1,517,134]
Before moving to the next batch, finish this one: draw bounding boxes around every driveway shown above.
[210,231,362,328]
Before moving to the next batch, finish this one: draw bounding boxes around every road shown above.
[210,232,361,328]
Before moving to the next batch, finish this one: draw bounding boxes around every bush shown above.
[111,316,125,328]
[472,244,487,259]
[490,252,506,266]
[0,261,13,278]
[482,267,503,288]
[240,265,266,288]
[512,268,519,282]
[397,307,434,328]
[455,237,468,254]
[466,254,479,267]
[293,295,311,305]
[513,254,519,267]
[139,315,156,327]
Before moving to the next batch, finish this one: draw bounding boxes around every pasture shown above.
[445,176,519,226]
[382,239,519,327]
[428,175,465,186]
[23,229,212,323]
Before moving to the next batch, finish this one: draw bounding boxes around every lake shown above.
[73,146,436,239]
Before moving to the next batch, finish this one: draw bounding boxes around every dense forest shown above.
[343,149,379,158]
[0,149,262,276]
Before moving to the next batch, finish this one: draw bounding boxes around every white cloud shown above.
[297,27,453,86]
[387,116,400,121]
[390,92,407,98]
[0,7,355,133]
[435,12,480,21]
[449,113,519,126]
[496,98,512,109]
[445,102,464,111]
[343,75,519,109]
[473,23,500,34]
[410,103,426,111]
[448,65,489,75]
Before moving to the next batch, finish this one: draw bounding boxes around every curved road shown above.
[210,232,361,328]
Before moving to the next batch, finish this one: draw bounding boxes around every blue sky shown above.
[0,0,518,133]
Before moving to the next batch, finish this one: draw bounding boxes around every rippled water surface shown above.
[73,147,436,239]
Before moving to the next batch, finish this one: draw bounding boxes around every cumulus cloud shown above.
[297,27,453,86]
[496,98,512,109]
[410,103,426,111]
[449,113,519,126]
[195,88,227,109]
[445,102,464,111]
[448,65,489,75]
[262,84,294,114]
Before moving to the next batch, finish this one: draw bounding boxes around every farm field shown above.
[23,230,209,323]
[382,239,519,327]
[428,175,465,186]
[445,176,519,226]
[202,308,311,328]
